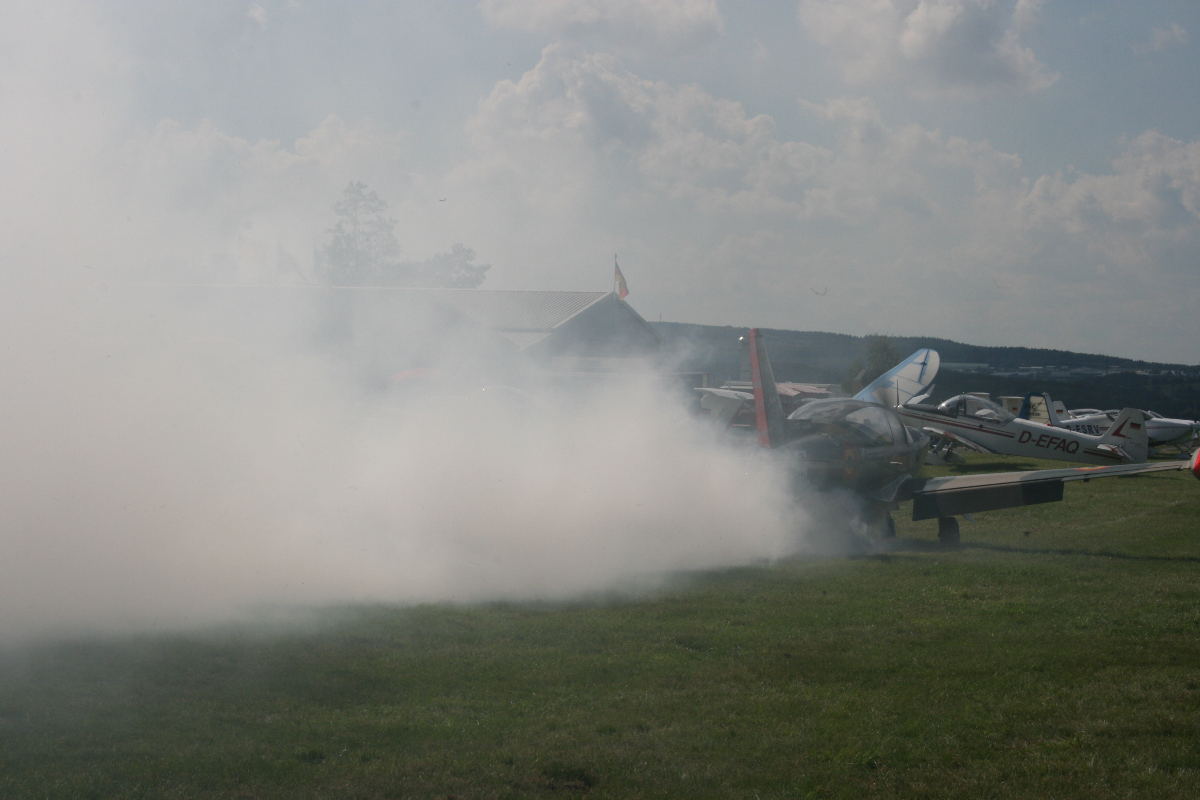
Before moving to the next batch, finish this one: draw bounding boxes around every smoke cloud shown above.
[0,283,807,641]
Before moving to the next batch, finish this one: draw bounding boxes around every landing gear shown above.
[864,502,897,539]
[937,516,960,544]
[926,439,965,465]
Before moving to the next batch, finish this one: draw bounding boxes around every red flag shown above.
[614,255,629,300]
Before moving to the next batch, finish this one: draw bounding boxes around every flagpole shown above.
[613,254,628,300]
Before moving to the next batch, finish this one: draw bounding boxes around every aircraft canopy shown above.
[788,399,905,446]
[937,394,1015,423]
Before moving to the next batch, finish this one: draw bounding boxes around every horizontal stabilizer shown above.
[696,388,751,428]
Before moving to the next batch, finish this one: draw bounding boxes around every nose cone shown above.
[1191,449,1200,481]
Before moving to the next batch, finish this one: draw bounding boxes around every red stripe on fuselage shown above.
[902,410,1129,461]
[899,411,1017,439]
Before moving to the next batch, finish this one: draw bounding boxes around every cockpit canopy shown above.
[787,399,907,446]
[937,394,1015,423]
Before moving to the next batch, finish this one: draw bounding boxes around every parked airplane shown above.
[696,342,938,434]
[898,392,1151,467]
[854,348,939,406]
[729,329,1197,543]
[1141,411,1200,450]
[1021,394,1200,453]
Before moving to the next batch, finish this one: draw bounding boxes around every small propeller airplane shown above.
[700,330,1199,543]
[1018,393,1200,454]
[695,340,939,433]
[898,392,1152,467]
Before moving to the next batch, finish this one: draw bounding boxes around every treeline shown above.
[654,323,1193,375]
[933,371,1200,420]
[653,322,1200,419]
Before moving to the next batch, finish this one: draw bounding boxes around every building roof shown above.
[427,289,611,350]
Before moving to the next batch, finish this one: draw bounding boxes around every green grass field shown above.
[2,454,1198,799]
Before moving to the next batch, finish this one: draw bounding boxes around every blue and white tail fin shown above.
[747,328,785,448]
[1100,408,1149,463]
[855,349,940,407]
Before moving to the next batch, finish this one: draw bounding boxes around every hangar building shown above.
[429,289,661,367]
[316,288,663,384]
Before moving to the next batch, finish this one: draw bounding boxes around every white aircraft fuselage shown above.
[1057,409,1197,449]
[898,394,1149,465]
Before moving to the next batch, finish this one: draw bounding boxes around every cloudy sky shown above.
[4,1,1199,363]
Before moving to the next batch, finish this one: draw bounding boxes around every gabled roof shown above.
[428,289,611,350]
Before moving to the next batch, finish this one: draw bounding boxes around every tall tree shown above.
[320,182,405,286]
[411,243,489,289]
[863,334,901,384]
[318,182,489,288]
[843,333,900,392]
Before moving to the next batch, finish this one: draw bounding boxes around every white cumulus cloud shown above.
[480,0,723,54]
[1017,131,1200,260]
[1134,22,1189,54]
[799,0,1058,100]
[452,45,1199,359]
[246,4,269,31]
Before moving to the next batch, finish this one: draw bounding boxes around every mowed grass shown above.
[2,455,1199,799]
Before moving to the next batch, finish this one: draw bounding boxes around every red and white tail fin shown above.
[748,328,785,448]
[1100,408,1149,463]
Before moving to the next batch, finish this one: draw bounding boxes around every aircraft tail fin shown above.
[1043,394,1066,426]
[854,349,940,407]
[748,328,785,448]
[1019,392,1051,423]
[1100,408,1149,463]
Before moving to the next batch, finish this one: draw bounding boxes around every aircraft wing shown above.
[903,454,1198,521]
[854,349,940,407]
[696,387,751,428]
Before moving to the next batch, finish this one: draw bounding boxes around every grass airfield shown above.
[2,454,1199,799]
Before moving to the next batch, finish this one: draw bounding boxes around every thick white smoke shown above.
[0,284,807,641]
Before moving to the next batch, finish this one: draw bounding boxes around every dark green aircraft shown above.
[717,329,1198,542]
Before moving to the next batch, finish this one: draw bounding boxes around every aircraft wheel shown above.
[863,503,895,539]
[937,516,960,544]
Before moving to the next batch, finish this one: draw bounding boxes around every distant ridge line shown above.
[651,321,1196,372]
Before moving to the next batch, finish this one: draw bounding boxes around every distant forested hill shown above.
[652,322,1200,420]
